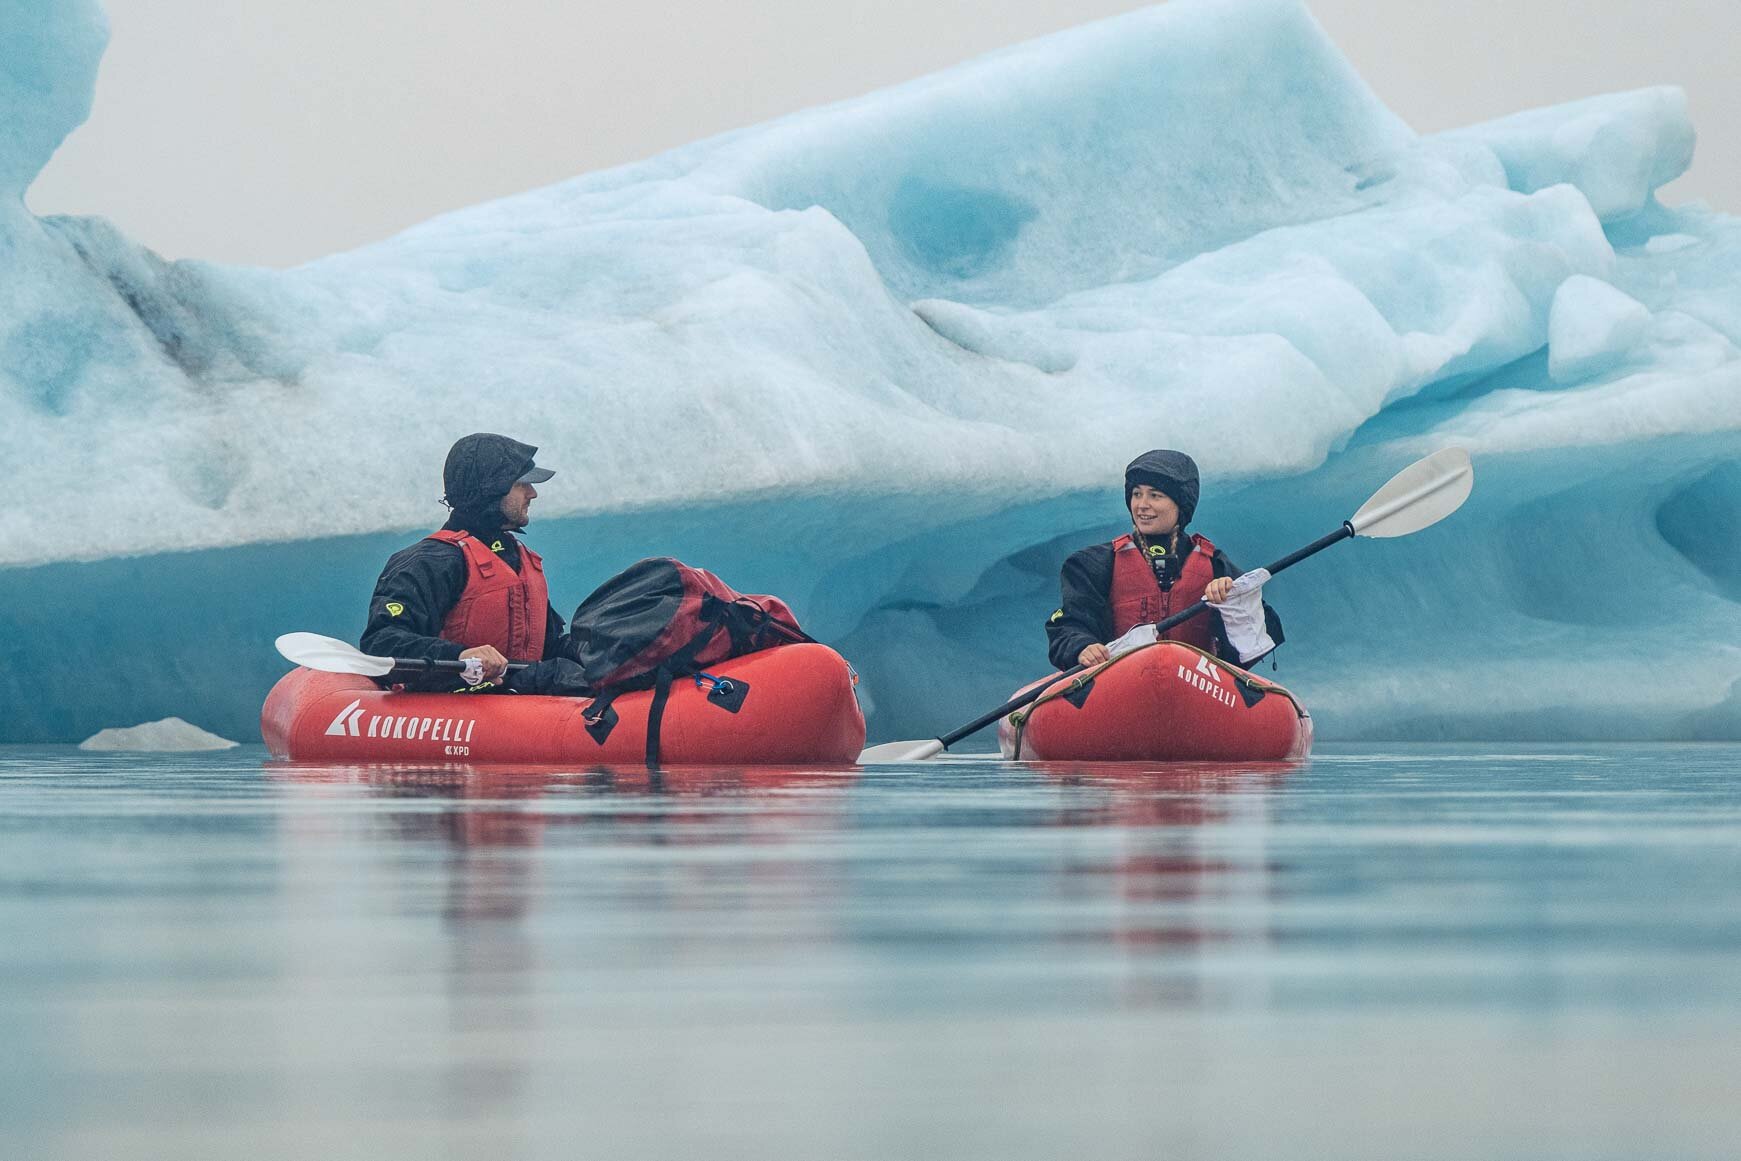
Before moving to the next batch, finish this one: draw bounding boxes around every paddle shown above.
[857,447,1475,764]
[279,608,808,682]
[275,632,530,678]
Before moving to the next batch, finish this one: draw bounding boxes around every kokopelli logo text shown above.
[324,699,478,750]
[1177,655,1237,708]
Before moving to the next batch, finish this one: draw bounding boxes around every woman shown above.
[1045,449,1283,671]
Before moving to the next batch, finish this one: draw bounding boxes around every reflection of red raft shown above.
[997,641,1312,762]
[262,643,865,766]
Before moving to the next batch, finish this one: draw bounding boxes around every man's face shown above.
[500,481,537,530]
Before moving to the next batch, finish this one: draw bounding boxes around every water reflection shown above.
[1025,761,1297,1007]
[268,759,863,930]
[265,761,866,1133]
[263,759,1305,1015]
[9,746,1741,1159]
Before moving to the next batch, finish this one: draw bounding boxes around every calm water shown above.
[3,743,1740,1160]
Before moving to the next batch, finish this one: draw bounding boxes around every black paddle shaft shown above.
[387,657,532,675]
[378,608,806,679]
[935,521,1355,749]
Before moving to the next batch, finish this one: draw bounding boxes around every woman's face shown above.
[1129,484,1179,538]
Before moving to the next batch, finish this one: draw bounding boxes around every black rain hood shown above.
[442,433,541,529]
[1124,449,1199,525]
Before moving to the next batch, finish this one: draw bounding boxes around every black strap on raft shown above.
[693,671,750,713]
[640,664,752,769]
[583,594,803,769]
[1061,678,1095,709]
[1231,670,1268,708]
[639,598,784,767]
[583,696,620,744]
[1008,670,1094,757]
[645,666,675,770]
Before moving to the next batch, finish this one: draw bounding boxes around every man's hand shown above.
[1204,576,1234,603]
[1077,643,1111,667]
[459,645,509,683]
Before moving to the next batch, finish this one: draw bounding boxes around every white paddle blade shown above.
[274,632,396,677]
[857,738,947,764]
[1350,447,1474,538]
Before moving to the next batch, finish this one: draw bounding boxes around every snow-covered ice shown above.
[78,717,239,751]
[1547,275,1651,383]
[2,0,1738,743]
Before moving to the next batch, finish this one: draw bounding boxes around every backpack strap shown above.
[733,596,814,648]
[641,601,745,766]
[644,666,675,770]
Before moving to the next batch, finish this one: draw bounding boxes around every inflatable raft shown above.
[997,641,1312,762]
[262,642,865,767]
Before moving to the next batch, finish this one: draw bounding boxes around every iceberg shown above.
[77,716,239,751]
[2,0,1738,744]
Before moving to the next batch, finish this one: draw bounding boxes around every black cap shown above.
[442,433,549,516]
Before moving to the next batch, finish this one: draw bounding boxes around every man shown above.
[361,433,584,694]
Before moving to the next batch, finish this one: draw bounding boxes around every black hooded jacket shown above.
[360,435,568,691]
[1044,538,1284,671]
[1045,450,1283,671]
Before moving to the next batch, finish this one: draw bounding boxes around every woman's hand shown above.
[1204,576,1234,603]
[1077,643,1110,667]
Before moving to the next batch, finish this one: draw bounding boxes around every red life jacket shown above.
[1108,531,1218,651]
[427,529,550,662]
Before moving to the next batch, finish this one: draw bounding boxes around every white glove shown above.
[1207,568,1275,663]
[459,657,487,686]
[1104,622,1159,657]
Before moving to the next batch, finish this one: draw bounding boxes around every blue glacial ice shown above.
[1,0,1738,744]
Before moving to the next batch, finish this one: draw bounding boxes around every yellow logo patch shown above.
[1049,609,1064,624]
[490,540,505,553]
[385,601,404,617]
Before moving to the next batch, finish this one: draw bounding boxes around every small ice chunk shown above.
[78,717,239,751]
[1547,275,1651,383]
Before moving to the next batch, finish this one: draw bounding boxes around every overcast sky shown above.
[26,0,1737,268]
